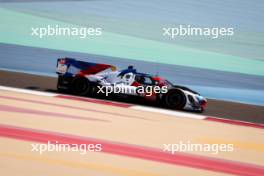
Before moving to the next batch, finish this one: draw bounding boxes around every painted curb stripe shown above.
[0,104,108,122]
[0,95,150,121]
[56,95,132,108]
[131,106,206,120]
[1,124,264,176]
[0,85,132,108]
[205,117,264,129]
[0,85,263,129]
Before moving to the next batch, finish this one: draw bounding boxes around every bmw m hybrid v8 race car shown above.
[56,58,207,112]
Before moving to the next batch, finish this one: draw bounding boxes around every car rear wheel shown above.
[71,77,91,96]
[163,89,186,109]
[57,75,64,92]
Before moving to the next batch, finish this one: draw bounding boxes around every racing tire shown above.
[163,89,186,110]
[71,77,91,96]
[57,75,67,93]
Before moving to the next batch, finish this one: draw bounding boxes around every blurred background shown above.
[0,0,264,105]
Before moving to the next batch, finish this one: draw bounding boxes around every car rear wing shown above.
[56,58,116,76]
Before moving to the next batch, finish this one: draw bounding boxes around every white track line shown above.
[131,106,206,120]
[0,86,58,97]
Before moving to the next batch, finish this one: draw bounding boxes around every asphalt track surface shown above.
[0,81,264,176]
[1,43,264,106]
[0,70,264,124]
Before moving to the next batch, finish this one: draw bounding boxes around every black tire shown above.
[57,75,66,93]
[71,77,91,96]
[163,89,186,109]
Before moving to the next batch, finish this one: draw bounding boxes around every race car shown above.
[56,58,207,112]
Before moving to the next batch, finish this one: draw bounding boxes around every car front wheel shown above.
[163,89,186,109]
